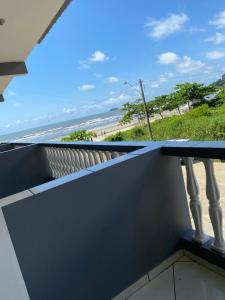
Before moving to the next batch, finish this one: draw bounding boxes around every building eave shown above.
[38,0,72,43]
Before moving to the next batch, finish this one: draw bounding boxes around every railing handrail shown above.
[162,141,225,159]
[11,141,146,153]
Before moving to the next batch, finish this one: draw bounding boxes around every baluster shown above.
[183,157,207,244]
[202,159,225,253]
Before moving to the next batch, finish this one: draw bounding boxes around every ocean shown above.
[0,110,123,143]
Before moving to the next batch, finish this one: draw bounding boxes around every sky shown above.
[2,0,225,134]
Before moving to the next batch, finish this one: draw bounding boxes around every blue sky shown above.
[2,0,225,134]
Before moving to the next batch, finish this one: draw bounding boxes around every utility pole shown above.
[139,79,153,140]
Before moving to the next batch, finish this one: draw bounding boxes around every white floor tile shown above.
[174,262,225,300]
[184,250,225,278]
[128,267,175,300]
[177,256,193,262]
[148,250,183,280]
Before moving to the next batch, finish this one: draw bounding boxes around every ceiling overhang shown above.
[0,0,72,99]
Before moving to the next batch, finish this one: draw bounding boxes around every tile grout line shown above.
[125,279,150,300]
[172,264,177,300]
[184,250,225,274]
[28,189,35,195]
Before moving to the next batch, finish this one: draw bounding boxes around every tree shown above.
[213,87,225,106]
[174,82,215,109]
[120,100,154,126]
[167,92,184,115]
[213,74,225,88]
[61,130,96,142]
[152,95,170,119]
[120,102,139,125]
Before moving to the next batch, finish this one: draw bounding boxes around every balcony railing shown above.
[42,144,128,178]
[0,140,224,300]
[162,142,225,254]
[0,142,142,198]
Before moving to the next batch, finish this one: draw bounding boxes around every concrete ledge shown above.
[181,230,225,271]
[0,62,27,76]
[0,191,33,208]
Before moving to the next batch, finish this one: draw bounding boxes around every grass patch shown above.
[105,104,225,141]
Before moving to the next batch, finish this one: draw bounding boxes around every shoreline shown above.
[54,109,181,142]
[91,120,139,141]
[49,120,139,142]
[90,109,181,141]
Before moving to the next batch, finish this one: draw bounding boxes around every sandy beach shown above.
[56,108,183,142]
[91,120,139,141]
[90,109,180,141]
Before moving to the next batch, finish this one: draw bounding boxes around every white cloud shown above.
[210,10,225,28]
[158,75,168,83]
[106,76,120,83]
[63,107,77,114]
[151,83,160,88]
[188,27,205,33]
[4,119,28,128]
[158,52,179,64]
[12,102,21,107]
[79,51,109,69]
[158,52,206,74]
[149,72,174,89]
[205,32,225,45]
[105,93,130,105]
[206,50,225,60]
[90,51,108,62]
[62,94,130,115]
[167,72,175,78]
[176,56,205,74]
[32,114,53,122]
[78,84,96,91]
[145,13,188,40]
[94,73,103,78]
[8,91,16,97]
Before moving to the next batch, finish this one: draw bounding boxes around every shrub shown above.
[61,130,96,142]
[186,104,211,118]
[130,126,145,139]
[105,131,124,141]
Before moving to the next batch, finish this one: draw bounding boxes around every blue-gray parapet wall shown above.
[0,144,50,198]
[2,146,191,300]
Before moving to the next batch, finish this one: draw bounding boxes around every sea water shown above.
[0,110,122,143]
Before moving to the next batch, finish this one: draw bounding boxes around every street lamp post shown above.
[124,79,153,140]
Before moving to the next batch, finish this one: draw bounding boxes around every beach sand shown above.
[57,109,181,142]
[91,109,179,141]
[91,120,139,141]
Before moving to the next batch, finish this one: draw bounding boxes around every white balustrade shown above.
[183,157,208,244]
[44,147,125,179]
[202,159,225,253]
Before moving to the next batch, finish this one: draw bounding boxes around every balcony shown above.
[0,141,225,299]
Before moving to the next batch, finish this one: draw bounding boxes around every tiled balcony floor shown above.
[113,252,225,300]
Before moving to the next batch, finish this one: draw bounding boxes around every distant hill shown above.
[213,74,225,87]
[109,107,119,112]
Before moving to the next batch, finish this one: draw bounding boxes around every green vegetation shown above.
[61,76,225,143]
[61,130,96,142]
[106,81,225,142]
[213,74,225,88]
[106,103,225,141]
[119,82,216,127]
